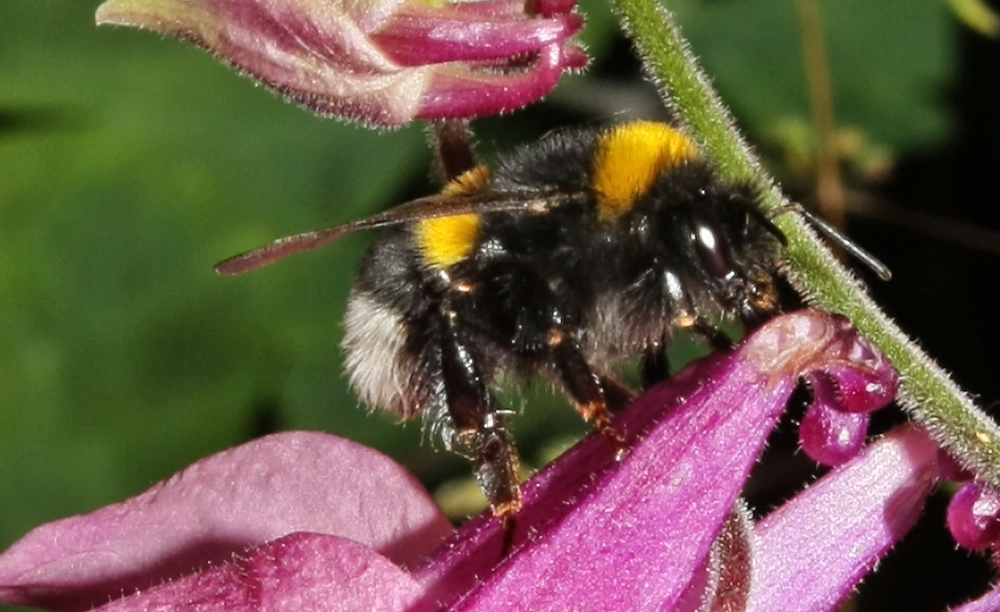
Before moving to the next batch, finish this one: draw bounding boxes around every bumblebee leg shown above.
[688,318,734,352]
[439,308,522,534]
[600,374,637,413]
[643,320,732,390]
[640,335,670,389]
[457,262,627,456]
[548,333,625,457]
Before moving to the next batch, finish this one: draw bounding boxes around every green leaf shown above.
[671,0,952,150]
[0,0,429,549]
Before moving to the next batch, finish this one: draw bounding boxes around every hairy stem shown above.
[607,0,1000,484]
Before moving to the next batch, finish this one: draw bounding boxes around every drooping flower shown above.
[95,0,586,127]
[949,481,1000,551]
[0,310,986,611]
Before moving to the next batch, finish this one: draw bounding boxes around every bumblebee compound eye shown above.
[689,208,736,280]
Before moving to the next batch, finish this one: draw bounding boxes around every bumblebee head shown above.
[627,161,782,323]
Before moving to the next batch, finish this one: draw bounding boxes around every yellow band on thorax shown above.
[592,122,699,221]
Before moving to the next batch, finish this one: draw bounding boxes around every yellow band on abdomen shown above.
[416,165,490,269]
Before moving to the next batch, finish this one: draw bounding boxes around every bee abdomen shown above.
[342,230,442,419]
[342,291,422,417]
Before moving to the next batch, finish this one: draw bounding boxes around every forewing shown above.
[214,190,571,275]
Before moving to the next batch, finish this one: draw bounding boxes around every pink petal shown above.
[805,362,897,415]
[416,349,786,611]
[418,43,587,120]
[95,0,430,126]
[0,432,451,612]
[371,8,583,66]
[953,581,1000,612]
[415,310,895,611]
[94,532,435,612]
[748,426,939,612]
[947,481,1000,551]
[799,402,869,466]
[95,0,585,126]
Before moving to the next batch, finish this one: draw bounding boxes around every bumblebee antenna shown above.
[792,205,892,281]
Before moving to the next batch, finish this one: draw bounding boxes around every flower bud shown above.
[96,0,586,127]
[948,481,1000,551]
[793,314,900,466]
[799,401,869,467]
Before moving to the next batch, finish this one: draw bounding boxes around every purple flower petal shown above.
[952,581,1000,612]
[96,0,429,126]
[370,6,584,66]
[800,315,898,417]
[749,426,938,612]
[805,365,896,415]
[414,310,897,611]
[795,314,898,466]
[95,0,585,126]
[0,432,452,612]
[799,402,869,466]
[947,481,1000,551]
[95,532,436,612]
[0,311,904,612]
[418,43,587,120]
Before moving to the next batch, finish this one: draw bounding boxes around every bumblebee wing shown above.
[215,190,570,275]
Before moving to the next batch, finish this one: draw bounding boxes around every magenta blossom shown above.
[95,0,586,127]
[0,310,989,611]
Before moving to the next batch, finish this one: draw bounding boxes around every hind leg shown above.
[437,303,522,531]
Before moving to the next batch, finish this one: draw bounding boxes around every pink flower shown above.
[1,310,987,611]
[95,0,586,127]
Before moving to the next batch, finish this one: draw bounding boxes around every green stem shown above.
[607,0,1000,484]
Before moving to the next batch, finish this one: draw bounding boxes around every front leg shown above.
[639,319,733,390]
[640,335,670,390]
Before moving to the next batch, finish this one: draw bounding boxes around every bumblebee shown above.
[217,121,787,527]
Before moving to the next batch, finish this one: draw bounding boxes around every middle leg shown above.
[548,331,626,457]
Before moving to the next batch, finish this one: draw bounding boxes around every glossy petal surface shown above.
[947,481,1000,550]
[0,311,905,612]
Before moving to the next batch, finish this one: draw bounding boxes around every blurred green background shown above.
[2,1,999,610]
